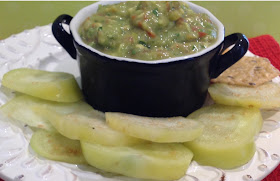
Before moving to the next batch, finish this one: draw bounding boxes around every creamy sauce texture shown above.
[79,1,218,61]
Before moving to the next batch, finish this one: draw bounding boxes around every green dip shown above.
[79,1,218,61]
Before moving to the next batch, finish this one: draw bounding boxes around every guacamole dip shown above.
[79,1,218,61]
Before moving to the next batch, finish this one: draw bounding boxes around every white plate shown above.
[0,25,279,181]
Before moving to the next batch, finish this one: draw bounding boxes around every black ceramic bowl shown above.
[52,1,249,117]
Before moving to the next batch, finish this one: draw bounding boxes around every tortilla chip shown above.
[211,56,280,87]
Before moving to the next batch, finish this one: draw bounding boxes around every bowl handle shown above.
[210,33,249,78]
[52,14,77,59]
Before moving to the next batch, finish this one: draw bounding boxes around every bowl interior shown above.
[70,1,225,64]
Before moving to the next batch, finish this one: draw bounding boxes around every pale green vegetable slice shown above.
[34,102,146,146]
[2,68,82,102]
[0,95,56,131]
[0,94,94,131]
[30,130,86,164]
[184,104,262,169]
[1,94,144,146]
[186,140,256,170]
[106,112,203,143]
[81,141,193,180]
[208,82,280,109]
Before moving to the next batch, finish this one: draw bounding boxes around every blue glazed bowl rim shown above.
[70,1,225,64]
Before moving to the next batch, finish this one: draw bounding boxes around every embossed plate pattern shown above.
[0,25,279,181]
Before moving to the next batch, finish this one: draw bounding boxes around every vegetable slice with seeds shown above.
[0,95,56,132]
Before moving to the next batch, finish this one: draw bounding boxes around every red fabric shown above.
[0,36,279,181]
[249,35,280,70]
[263,164,280,181]
[249,35,280,181]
